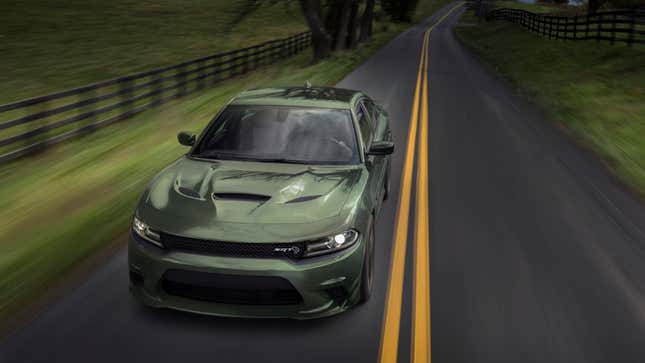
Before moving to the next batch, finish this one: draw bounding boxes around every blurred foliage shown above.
[0,0,306,104]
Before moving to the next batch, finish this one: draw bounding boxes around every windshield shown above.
[193,105,360,165]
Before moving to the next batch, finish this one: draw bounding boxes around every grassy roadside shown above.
[0,22,408,330]
[0,0,306,103]
[414,0,456,22]
[492,1,556,13]
[455,9,645,199]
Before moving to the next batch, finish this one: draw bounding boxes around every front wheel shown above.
[359,217,375,303]
[383,165,391,201]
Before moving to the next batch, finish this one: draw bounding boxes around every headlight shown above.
[303,229,359,257]
[132,216,163,248]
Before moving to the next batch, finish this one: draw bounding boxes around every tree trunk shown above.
[346,0,361,49]
[588,0,599,13]
[325,0,341,49]
[333,0,353,50]
[588,0,607,14]
[359,0,376,42]
[299,0,332,62]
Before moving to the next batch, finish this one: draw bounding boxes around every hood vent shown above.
[177,187,202,199]
[213,193,271,202]
[285,195,322,204]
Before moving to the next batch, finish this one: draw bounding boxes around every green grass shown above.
[455,10,645,199]
[412,0,552,23]
[494,1,555,13]
[414,0,457,22]
[0,22,407,329]
[0,0,306,103]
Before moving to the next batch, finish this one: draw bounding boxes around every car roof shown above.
[229,86,364,109]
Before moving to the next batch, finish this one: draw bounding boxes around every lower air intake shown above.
[161,270,303,305]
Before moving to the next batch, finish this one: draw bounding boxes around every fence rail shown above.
[0,31,312,164]
[484,7,645,46]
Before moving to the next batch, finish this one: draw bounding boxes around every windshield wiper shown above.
[191,152,249,161]
[246,157,311,164]
[192,152,312,164]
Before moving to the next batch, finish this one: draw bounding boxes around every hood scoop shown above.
[212,192,271,202]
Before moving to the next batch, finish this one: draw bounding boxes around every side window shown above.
[356,100,372,148]
[364,99,379,123]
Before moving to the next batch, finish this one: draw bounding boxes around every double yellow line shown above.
[378,4,462,363]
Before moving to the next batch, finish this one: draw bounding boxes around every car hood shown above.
[137,157,365,241]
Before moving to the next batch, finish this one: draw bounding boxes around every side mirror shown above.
[367,141,394,156]
[177,131,196,147]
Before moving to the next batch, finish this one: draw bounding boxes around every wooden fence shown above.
[0,31,312,164]
[485,7,645,46]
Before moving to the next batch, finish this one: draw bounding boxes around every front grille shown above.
[162,270,303,305]
[159,232,306,259]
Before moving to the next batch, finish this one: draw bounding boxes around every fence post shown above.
[237,51,244,76]
[176,64,186,97]
[152,72,163,106]
[83,87,97,130]
[611,12,617,45]
[555,17,559,40]
[535,14,539,35]
[280,38,286,60]
[33,100,49,147]
[597,13,601,43]
[251,46,257,71]
[120,78,132,114]
[515,10,518,25]
[549,16,553,39]
[585,14,590,39]
[534,14,538,35]
[628,11,635,47]
[242,48,249,74]
[527,11,532,32]
[573,16,577,40]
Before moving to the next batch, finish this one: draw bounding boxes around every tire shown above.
[383,166,391,201]
[359,217,375,304]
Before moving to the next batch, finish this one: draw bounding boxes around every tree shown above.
[299,0,383,62]
[588,0,610,13]
[346,0,361,49]
[359,0,376,42]
[588,0,642,13]
[299,0,332,62]
[333,0,353,50]
[382,0,419,22]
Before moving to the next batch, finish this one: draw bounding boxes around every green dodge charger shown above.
[129,86,394,319]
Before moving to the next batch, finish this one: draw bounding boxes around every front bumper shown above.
[128,232,365,319]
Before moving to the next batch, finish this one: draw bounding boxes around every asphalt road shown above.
[3,3,645,363]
